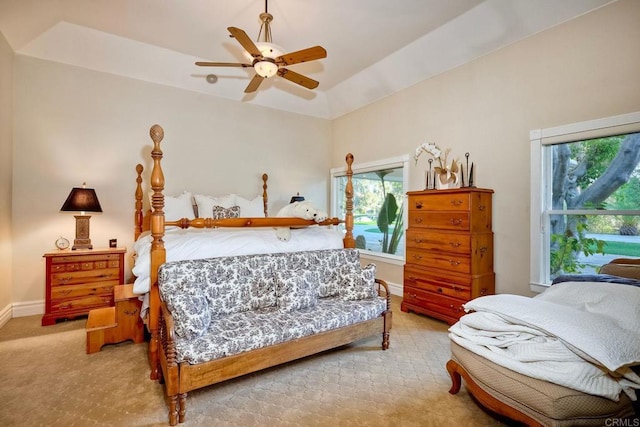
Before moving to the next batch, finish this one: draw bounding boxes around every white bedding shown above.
[132,226,344,294]
[448,281,640,401]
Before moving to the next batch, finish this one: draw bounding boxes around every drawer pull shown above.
[59,276,72,284]
[449,218,462,226]
[412,254,423,260]
[449,242,461,247]
[480,287,488,296]
[124,309,139,316]
[479,246,488,255]
[414,217,423,224]
[450,199,463,206]
[59,303,72,310]
[448,260,461,266]
[414,238,424,243]
[415,201,423,209]
[437,288,443,293]
[479,205,486,211]
[58,290,72,296]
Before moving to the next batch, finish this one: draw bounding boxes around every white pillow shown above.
[152,191,194,221]
[193,194,236,218]
[235,195,265,217]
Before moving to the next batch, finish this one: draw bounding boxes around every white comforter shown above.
[132,226,344,294]
[449,281,640,401]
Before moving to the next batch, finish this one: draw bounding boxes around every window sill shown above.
[360,251,405,266]
[529,282,549,294]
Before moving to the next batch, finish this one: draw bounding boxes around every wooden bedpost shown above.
[262,173,269,217]
[344,153,355,248]
[134,164,144,241]
[149,124,166,381]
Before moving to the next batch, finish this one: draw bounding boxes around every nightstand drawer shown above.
[51,281,118,300]
[50,295,114,314]
[51,268,121,286]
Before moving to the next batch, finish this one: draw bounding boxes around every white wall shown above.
[332,0,640,296]
[12,56,331,311]
[0,32,14,324]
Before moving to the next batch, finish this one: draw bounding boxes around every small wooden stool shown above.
[86,284,144,354]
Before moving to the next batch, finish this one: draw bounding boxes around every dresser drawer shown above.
[406,247,470,274]
[403,286,466,319]
[404,271,471,300]
[406,229,470,253]
[51,268,121,286]
[409,193,469,212]
[51,281,118,300]
[50,295,114,314]
[409,211,470,231]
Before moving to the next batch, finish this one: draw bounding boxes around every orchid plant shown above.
[414,142,460,185]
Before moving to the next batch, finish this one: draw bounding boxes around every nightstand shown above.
[42,247,126,326]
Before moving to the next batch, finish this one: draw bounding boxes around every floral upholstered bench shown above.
[156,248,392,425]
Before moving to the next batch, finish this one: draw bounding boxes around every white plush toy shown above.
[275,201,328,241]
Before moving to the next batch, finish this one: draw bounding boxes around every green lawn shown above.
[592,240,640,257]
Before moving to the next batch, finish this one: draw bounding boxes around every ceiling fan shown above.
[195,0,327,93]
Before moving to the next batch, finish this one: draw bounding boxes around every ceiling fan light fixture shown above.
[254,59,278,78]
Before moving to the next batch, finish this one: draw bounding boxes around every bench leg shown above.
[178,393,187,423]
[169,395,178,426]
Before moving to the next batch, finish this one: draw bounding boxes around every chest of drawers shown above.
[42,248,126,326]
[401,188,494,324]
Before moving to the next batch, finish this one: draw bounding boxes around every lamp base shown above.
[73,215,93,250]
[72,239,93,250]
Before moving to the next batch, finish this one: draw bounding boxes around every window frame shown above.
[331,154,410,265]
[529,111,640,292]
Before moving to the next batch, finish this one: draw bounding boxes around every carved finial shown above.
[345,153,354,167]
[150,124,164,144]
[136,164,143,174]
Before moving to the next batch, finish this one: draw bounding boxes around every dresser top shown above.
[43,247,127,258]
[407,187,494,196]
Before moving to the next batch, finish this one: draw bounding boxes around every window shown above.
[530,112,640,291]
[331,155,409,263]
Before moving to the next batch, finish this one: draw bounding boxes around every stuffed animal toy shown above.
[275,201,328,241]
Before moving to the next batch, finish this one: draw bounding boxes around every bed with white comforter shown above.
[132,226,344,294]
[449,281,640,401]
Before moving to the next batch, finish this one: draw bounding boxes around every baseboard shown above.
[386,280,402,297]
[11,299,45,318]
[0,303,11,328]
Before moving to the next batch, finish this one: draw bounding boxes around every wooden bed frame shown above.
[134,124,357,381]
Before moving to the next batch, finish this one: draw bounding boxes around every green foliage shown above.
[570,136,623,188]
[377,193,398,233]
[550,222,606,276]
[386,202,404,254]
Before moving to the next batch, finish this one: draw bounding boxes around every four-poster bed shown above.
[133,124,358,381]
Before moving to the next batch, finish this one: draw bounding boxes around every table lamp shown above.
[60,183,102,250]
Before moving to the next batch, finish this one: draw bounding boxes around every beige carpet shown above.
[0,297,511,426]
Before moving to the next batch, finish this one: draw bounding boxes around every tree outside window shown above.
[547,132,640,278]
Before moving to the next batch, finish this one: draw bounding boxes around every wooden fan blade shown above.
[195,62,252,68]
[277,68,319,90]
[245,74,265,93]
[228,27,261,58]
[276,46,327,66]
